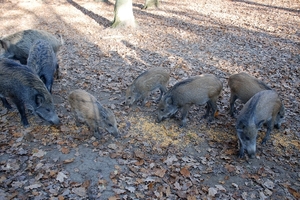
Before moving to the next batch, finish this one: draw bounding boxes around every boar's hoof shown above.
[179,122,187,128]
[238,150,245,158]
[156,117,163,123]
[248,154,255,159]
[261,138,268,145]
[274,124,280,129]
[201,113,209,119]
[93,132,102,139]
[1,98,12,110]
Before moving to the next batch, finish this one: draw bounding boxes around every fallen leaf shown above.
[180,167,190,177]
[61,147,70,154]
[72,187,86,197]
[263,179,275,190]
[56,172,67,183]
[154,167,167,178]
[208,187,218,197]
[287,187,300,198]
[24,183,42,190]
[32,149,46,158]
[63,158,75,164]
[126,186,135,193]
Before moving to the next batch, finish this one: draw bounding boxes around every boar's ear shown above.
[258,120,264,128]
[35,94,45,106]
[0,40,8,50]
[166,96,172,104]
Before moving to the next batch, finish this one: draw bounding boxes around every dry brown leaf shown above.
[154,167,167,178]
[58,195,64,200]
[108,196,119,200]
[61,147,70,154]
[225,164,235,173]
[135,159,144,166]
[63,158,75,164]
[287,187,300,198]
[180,167,191,177]
[82,180,91,188]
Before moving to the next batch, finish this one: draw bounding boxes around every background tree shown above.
[112,0,136,28]
[142,0,159,9]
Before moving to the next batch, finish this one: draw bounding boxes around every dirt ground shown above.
[0,0,299,199]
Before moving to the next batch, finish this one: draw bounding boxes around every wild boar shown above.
[126,67,169,106]
[0,29,62,65]
[27,39,59,93]
[228,72,271,117]
[157,74,223,127]
[68,89,120,139]
[236,90,285,158]
[0,58,60,127]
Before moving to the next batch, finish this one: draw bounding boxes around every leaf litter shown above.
[0,0,300,199]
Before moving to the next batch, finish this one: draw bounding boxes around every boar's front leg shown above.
[13,99,29,127]
[229,94,238,117]
[157,85,167,102]
[238,139,245,158]
[93,127,102,139]
[180,104,191,127]
[261,119,274,144]
[1,97,12,109]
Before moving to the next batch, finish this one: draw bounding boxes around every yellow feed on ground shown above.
[127,114,202,148]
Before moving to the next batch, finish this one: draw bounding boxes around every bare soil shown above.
[0,0,299,199]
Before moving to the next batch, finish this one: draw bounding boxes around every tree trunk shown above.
[142,0,159,9]
[112,0,136,28]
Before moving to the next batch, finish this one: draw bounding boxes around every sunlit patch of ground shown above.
[126,113,203,148]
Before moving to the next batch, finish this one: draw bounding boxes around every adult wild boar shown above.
[0,58,60,127]
[27,39,59,93]
[236,90,285,158]
[228,72,271,117]
[0,29,62,65]
[68,89,120,139]
[157,74,223,127]
[126,67,169,106]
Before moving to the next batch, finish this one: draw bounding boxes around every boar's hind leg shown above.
[229,94,238,117]
[14,100,29,127]
[261,119,274,144]
[1,97,12,109]
[203,100,217,122]
[157,85,167,102]
[55,64,60,79]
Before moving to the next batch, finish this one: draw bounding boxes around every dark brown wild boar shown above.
[27,39,59,93]
[126,67,169,106]
[236,90,285,158]
[0,29,62,65]
[228,72,271,117]
[157,74,223,127]
[0,58,60,127]
[68,89,120,139]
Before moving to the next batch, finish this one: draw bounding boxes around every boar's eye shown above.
[128,97,131,99]
[160,108,164,112]
[245,136,250,141]
[46,108,50,112]
[108,123,113,127]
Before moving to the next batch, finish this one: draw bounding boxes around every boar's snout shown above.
[156,115,164,123]
[50,116,60,125]
[106,126,120,138]
[112,131,121,138]
[245,144,256,159]
[36,109,60,125]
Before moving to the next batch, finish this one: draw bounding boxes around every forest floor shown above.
[0,0,300,199]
